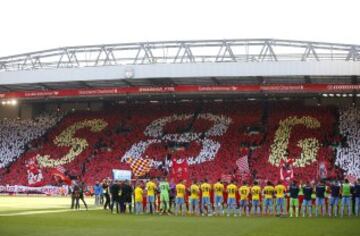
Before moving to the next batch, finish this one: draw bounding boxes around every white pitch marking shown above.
[0,208,100,217]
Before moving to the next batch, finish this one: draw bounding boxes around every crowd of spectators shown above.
[0,102,358,186]
[250,103,341,182]
[336,106,360,178]
[0,113,61,169]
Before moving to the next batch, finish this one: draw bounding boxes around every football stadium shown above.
[0,39,359,236]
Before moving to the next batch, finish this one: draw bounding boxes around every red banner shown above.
[25,156,44,187]
[0,84,359,99]
[170,159,189,185]
[50,166,72,185]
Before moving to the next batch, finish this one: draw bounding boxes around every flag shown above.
[318,161,327,180]
[221,174,232,183]
[170,158,189,184]
[50,166,71,185]
[129,158,151,177]
[236,155,250,175]
[280,163,294,183]
[26,156,44,187]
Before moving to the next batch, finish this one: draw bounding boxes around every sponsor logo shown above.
[24,91,60,97]
[198,86,237,91]
[78,89,118,95]
[138,87,175,92]
[327,84,360,90]
[261,85,304,91]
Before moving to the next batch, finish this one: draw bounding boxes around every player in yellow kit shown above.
[251,181,261,216]
[189,180,200,215]
[200,179,212,216]
[226,180,238,217]
[175,180,186,216]
[134,181,144,215]
[239,181,250,216]
[145,178,157,214]
[263,181,275,215]
[213,179,225,215]
[274,181,287,215]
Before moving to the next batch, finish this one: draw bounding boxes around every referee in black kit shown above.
[121,180,133,213]
[110,180,120,214]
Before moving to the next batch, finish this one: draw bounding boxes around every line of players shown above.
[133,178,360,217]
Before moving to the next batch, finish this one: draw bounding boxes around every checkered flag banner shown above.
[236,155,250,174]
[129,158,151,177]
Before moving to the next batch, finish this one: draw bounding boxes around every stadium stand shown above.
[0,113,62,169]
[336,106,360,178]
[0,102,357,186]
[250,102,341,182]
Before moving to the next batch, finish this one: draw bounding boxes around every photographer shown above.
[102,179,110,210]
[79,181,88,210]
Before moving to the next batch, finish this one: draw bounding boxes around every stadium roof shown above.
[0,39,359,94]
[1,39,360,71]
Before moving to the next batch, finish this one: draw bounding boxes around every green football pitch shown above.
[0,196,358,236]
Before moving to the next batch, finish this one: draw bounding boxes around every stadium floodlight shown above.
[10,99,17,105]
[328,94,334,97]
[357,94,360,97]
[1,101,6,105]
[322,94,328,97]
[342,94,348,97]
[336,94,341,97]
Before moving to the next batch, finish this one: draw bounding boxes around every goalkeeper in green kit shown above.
[159,178,171,215]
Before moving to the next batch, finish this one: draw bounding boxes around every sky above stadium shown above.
[0,0,359,57]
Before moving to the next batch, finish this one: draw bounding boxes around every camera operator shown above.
[102,178,110,210]
[79,181,88,210]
